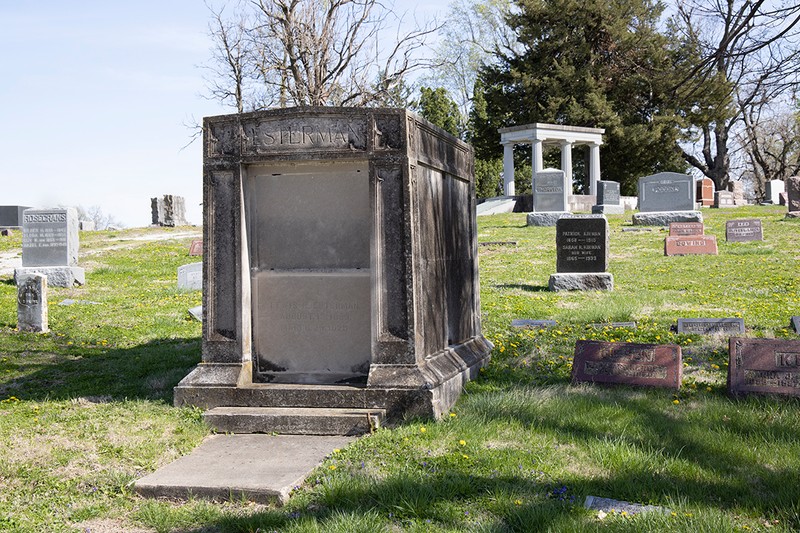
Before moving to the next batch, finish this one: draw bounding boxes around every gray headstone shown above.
[714,190,736,208]
[178,262,203,291]
[188,305,203,322]
[596,180,620,206]
[792,316,800,334]
[22,207,79,267]
[556,216,609,273]
[79,220,96,231]
[787,176,800,213]
[17,273,48,332]
[0,205,32,228]
[587,322,637,329]
[637,172,695,212]
[677,318,745,335]
[533,168,569,212]
[584,495,669,516]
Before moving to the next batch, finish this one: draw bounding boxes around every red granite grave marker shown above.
[188,239,203,256]
[664,235,718,256]
[728,338,800,398]
[572,340,682,389]
[668,222,704,236]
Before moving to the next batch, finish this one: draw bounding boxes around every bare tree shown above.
[204,0,441,110]
[669,0,800,192]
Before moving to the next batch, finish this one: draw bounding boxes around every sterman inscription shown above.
[728,338,800,397]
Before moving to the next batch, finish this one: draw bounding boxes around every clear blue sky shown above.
[0,1,450,228]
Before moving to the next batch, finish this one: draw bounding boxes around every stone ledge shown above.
[549,273,613,291]
[14,266,85,288]
[527,212,571,226]
[632,211,702,226]
[592,204,625,215]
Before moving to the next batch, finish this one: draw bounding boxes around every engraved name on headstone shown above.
[664,235,718,256]
[22,208,79,267]
[677,318,745,335]
[638,173,694,212]
[728,338,800,398]
[572,340,682,389]
[511,319,557,329]
[533,169,568,212]
[668,222,704,236]
[725,219,763,242]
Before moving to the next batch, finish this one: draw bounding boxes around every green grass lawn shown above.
[0,206,799,532]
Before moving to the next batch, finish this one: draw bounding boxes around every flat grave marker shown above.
[728,338,800,398]
[725,219,763,242]
[587,322,637,329]
[664,235,718,256]
[572,340,682,389]
[677,318,745,335]
[511,319,556,329]
[668,222,704,236]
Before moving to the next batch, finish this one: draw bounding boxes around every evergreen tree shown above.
[474,0,687,194]
[416,87,463,137]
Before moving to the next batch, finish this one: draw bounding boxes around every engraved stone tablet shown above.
[587,322,637,329]
[511,319,556,329]
[188,239,203,256]
[584,496,669,516]
[786,176,800,213]
[178,262,203,291]
[572,340,682,389]
[728,338,800,397]
[638,172,694,212]
[556,216,608,273]
[668,222,704,236]
[22,208,79,267]
[714,190,736,208]
[17,272,48,333]
[677,318,745,335]
[533,169,568,212]
[664,235,718,256]
[596,180,620,205]
[725,219,762,242]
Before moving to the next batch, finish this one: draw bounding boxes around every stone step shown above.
[204,406,385,436]
[175,383,375,410]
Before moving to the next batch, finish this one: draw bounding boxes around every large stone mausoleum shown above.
[174,107,492,432]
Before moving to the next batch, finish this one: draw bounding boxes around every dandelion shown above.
[420,427,426,433]
[514,499,523,506]
[449,412,457,418]
[459,439,466,446]
[673,399,680,405]
[333,449,340,453]
[462,454,469,459]
[329,465,336,470]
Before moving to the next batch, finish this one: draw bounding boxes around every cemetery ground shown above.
[0,206,798,532]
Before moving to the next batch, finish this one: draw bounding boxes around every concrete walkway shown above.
[134,434,356,505]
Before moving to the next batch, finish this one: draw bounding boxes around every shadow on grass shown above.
[463,384,800,529]
[0,336,200,403]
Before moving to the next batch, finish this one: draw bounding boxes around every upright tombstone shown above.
[527,168,571,226]
[549,215,613,291]
[174,107,493,427]
[17,272,48,332]
[786,176,800,218]
[766,179,785,204]
[592,180,624,214]
[633,172,702,226]
[725,219,763,242]
[713,190,736,208]
[178,262,203,291]
[0,206,32,228]
[151,195,189,227]
[727,181,746,205]
[696,178,714,207]
[14,207,84,287]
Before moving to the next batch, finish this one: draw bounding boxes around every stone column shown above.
[589,142,601,196]
[502,143,515,196]
[531,138,544,193]
[560,141,573,193]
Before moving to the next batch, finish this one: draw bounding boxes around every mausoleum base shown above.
[549,273,613,291]
[14,266,85,288]
[175,335,493,431]
[527,212,571,227]
[592,205,625,215]
[632,211,702,226]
